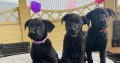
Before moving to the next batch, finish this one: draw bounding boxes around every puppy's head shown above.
[86,7,115,29]
[25,18,55,41]
[62,13,89,37]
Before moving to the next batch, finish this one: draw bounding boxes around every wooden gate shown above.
[0,7,23,44]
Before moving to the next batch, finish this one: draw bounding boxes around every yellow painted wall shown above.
[48,21,65,51]
[107,19,113,48]
[0,25,22,44]
[104,0,115,47]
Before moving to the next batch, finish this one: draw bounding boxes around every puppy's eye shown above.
[37,25,40,26]
[66,21,69,23]
[28,24,33,27]
[76,23,82,26]
[69,18,73,21]
[105,14,108,18]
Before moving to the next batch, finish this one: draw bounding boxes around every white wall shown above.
[0,0,104,11]
[28,0,95,10]
[0,0,18,4]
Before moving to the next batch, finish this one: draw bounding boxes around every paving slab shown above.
[0,52,114,63]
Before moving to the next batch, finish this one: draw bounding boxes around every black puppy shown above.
[61,13,89,63]
[85,7,115,63]
[25,18,59,63]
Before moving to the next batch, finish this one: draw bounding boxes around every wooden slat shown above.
[0,25,22,44]
[0,42,30,57]
[0,7,19,25]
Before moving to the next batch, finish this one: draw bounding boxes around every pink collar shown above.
[99,29,107,32]
[33,37,48,44]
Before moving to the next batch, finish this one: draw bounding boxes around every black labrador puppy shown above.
[25,18,59,63]
[61,13,89,63]
[85,7,115,63]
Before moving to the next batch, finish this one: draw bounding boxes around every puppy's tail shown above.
[105,8,116,21]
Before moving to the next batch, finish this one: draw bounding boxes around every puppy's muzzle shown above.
[29,32,35,36]
[28,32,37,39]
[70,30,78,37]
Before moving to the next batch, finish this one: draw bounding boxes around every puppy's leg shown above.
[41,60,51,63]
[86,50,93,63]
[84,53,87,61]
[61,57,70,63]
[52,58,59,63]
[79,51,85,63]
[65,58,71,63]
[100,50,106,63]
[79,55,85,63]
[47,50,59,63]
[33,60,38,63]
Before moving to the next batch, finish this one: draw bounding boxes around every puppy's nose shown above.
[28,32,35,37]
[29,31,35,35]
[71,29,76,34]
[72,28,76,31]
[29,29,35,33]
[32,31,35,33]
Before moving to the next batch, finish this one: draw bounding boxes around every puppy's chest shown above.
[32,43,51,54]
[65,37,83,48]
[65,39,82,54]
[70,40,81,45]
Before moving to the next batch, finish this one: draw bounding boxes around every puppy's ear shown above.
[82,16,90,27]
[106,8,116,21]
[83,11,92,27]
[61,14,70,24]
[86,12,92,21]
[44,20,55,32]
[24,19,30,30]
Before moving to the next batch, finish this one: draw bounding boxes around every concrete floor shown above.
[0,52,114,63]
